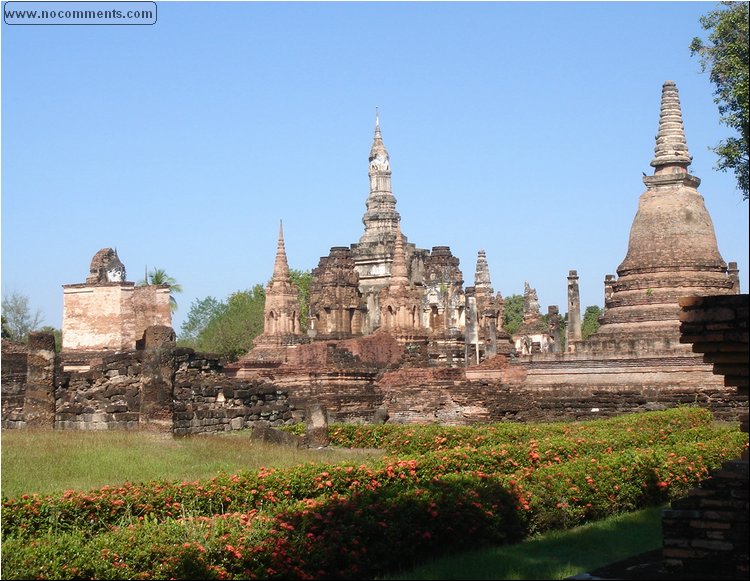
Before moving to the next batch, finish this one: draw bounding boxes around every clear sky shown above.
[2,1,748,335]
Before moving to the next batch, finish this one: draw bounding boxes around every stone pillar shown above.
[566,270,582,352]
[22,332,57,428]
[548,305,561,353]
[305,402,329,448]
[485,312,497,358]
[139,326,176,433]
[727,261,740,293]
[464,288,479,365]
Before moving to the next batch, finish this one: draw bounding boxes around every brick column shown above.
[566,270,582,351]
[139,326,176,432]
[22,332,58,428]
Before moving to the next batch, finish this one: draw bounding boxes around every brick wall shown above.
[2,333,298,435]
[172,350,295,436]
[661,295,749,579]
[1,341,29,428]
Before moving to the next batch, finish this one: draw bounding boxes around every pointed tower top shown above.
[474,249,493,291]
[650,80,692,169]
[369,108,389,164]
[271,219,290,283]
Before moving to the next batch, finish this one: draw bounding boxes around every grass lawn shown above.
[0,428,383,499]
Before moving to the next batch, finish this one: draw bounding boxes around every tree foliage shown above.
[194,285,266,362]
[581,305,603,341]
[1,292,43,342]
[502,294,524,335]
[177,270,316,360]
[690,1,749,200]
[289,269,313,333]
[179,296,226,344]
[139,267,183,312]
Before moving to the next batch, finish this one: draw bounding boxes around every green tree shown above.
[690,1,749,200]
[581,305,603,340]
[502,294,524,335]
[140,267,183,312]
[289,269,313,333]
[195,285,266,361]
[1,292,43,342]
[178,296,226,345]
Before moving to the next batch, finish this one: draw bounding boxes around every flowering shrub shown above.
[2,407,746,579]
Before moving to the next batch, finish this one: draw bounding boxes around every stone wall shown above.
[133,285,172,342]
[4,315,747,433]
[56,352,144,430]
[2,331,298,435]
[678,295,749,428]
[172,350,295,436]
[376,370,742,425]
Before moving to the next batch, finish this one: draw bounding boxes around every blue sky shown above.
[2,1,748,334]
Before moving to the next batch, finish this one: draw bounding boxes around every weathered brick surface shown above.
[3,336,298,435]
[1,341,29,429]
[662,294,749,579]
[172,350,295,436]
[23,332,57,428]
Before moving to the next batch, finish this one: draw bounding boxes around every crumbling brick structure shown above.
[660,295,748,579]
[2,328,300,435]
[61,248,171,365]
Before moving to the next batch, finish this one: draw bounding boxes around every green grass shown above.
[0,428,383,499]
[384,504,665,580]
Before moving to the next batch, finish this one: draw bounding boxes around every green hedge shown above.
[2,407,746,580]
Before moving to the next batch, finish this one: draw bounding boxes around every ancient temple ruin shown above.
[61,248,172,369]
[517,80,741,411]
[2,80,745,432]
[235,110,498,373]
[511,281,557,355]
[227,80,743,424]
[237,82,740,371]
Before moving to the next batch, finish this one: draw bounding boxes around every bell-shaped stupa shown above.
[591,80,738,346]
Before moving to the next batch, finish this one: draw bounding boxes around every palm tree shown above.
[140,267,183,312]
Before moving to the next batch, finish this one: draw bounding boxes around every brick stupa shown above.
[584,80,738,352]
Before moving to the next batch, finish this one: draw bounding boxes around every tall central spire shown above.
[359,109,401,246]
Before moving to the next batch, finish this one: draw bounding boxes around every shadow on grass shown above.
[385,505,664,580]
